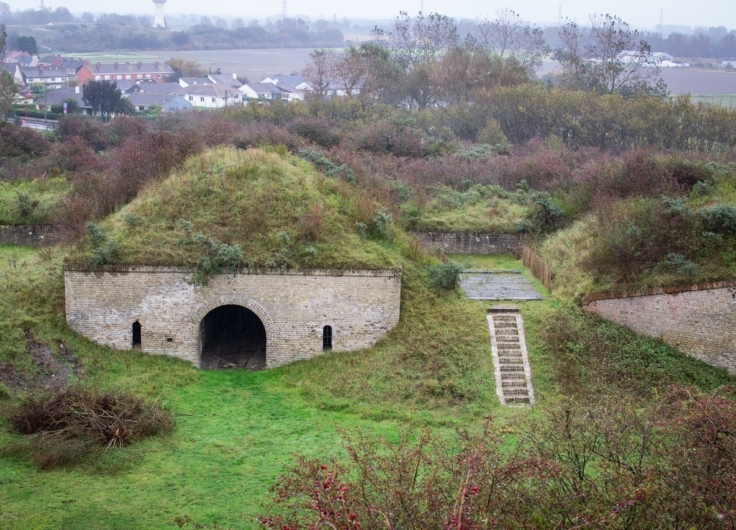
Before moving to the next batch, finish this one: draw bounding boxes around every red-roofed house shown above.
[77,61,174,84]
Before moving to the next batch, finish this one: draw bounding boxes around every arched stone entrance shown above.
[200,305,267,369]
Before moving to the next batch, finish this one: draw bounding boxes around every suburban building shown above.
[208,73,243,88]
[20,66,73,88]
[5,51,36,66]
[77,61,174,84]
[132,81,182,94]
[239,82,295,101]
[178,77,216,87]
[178,83,243,108]
[38,55,86,76]
[261,75,312,100]
[1,63,24,84]
[37,86,93,114]
[124,92,192,113]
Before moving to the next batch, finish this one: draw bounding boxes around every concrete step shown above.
[501,379,527,387]
[498,357,524,364]
[499,365,526,373]
[504,387,529,395]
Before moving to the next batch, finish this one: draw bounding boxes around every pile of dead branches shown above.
[3,388,174,469]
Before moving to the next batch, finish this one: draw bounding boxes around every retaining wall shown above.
[64,266,402,369]
[0,224,60,246]
[415,232,525,255]
[584,281,736,375]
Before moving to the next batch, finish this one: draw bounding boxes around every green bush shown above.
[426,262,463,290]
[85,222,117,266]
[701,204,736,235]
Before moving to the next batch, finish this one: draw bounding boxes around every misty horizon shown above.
[4,0,736,31]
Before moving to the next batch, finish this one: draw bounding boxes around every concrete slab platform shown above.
[460,271,542,300]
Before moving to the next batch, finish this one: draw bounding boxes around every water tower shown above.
[152,0,167,28]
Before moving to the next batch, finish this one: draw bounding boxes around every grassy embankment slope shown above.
[1,148,732,529]
[0,177,70,225]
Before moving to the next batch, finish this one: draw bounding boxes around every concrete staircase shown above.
[487,307,535,406]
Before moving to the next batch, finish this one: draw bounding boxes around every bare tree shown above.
[302,49,336,100]
[554,14,666,95]
[389,11,459,70]
[331,47,367,97]
[475,9,548,74]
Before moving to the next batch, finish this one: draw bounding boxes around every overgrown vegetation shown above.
[263,386,736,529]
[3,388,173,470]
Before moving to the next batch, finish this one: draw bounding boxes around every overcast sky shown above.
[7,0,735,29]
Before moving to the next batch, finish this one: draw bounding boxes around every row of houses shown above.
[35,73,317,114]
[2,56,176,90]
[1,51,322,114]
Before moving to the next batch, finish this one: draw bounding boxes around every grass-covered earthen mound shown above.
[71,147,406,271]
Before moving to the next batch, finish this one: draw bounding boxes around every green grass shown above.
[411,185,530,233]
[0,178,70,225]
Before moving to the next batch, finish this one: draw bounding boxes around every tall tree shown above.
[554,14,666,95]
[82,80,124,115]
[11,35,38,55]
[475,9,548,75]
[302,49,336,100]
[168,57,206,80]
[373,11,459,109]
[0,24,17,115]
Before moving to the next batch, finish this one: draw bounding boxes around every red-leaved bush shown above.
[262,387,736,529]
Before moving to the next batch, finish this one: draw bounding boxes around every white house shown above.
[178,84,243,108]
[261,75,312,100]
[20,66,72,88]
[238,82,295,101]
[208,73,243,88]
[1,63,24,84]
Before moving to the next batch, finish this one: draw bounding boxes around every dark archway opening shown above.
[200,305,266,370]
[132,321,141,349]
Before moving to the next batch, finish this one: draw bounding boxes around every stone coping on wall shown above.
[64,264,402,277]
[583,280,736,306]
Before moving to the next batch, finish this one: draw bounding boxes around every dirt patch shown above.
[0,333,81,392]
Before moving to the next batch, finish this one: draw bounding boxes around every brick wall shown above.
[64,267,402,368]
[415,232,525,255]
[584,282,736,375]
[0,224,60,246]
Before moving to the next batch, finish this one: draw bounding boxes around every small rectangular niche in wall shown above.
[323,325,332,351]
[132,321,142,349]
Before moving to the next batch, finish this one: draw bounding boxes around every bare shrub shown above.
[4,388,174,470]
[233,122,301,152]
[287,116,341,148]
[56,116,110,152]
